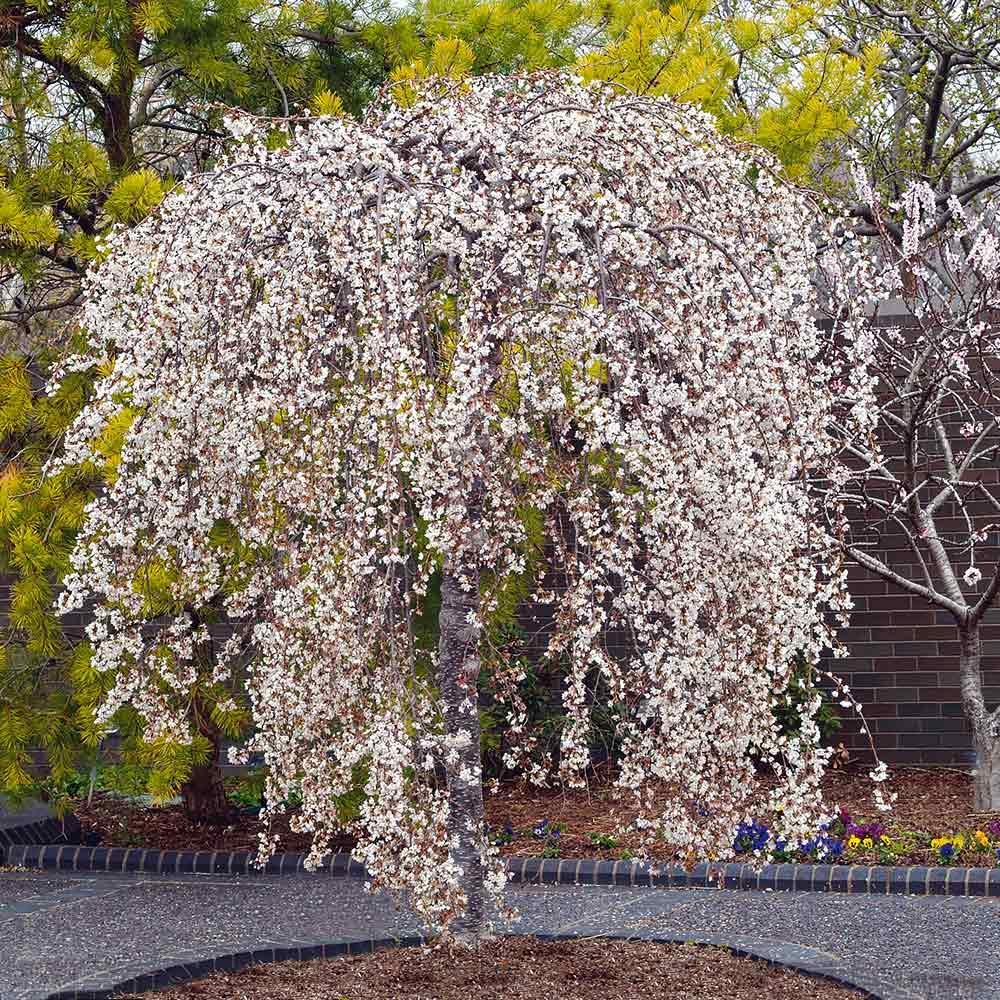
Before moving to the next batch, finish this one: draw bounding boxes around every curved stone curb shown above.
[40,935,425,1000]
[7,843,367,877]
[10,843,1000,899]
[0,814,81,863]
[36,931,908,1000]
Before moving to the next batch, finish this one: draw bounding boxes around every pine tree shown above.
[574,0,885,184]
[0,349,258,819]
[0,351,98,798]
[0,0,397,344]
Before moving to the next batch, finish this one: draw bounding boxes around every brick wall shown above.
[825,562,985,767]
[821,312,1000,768]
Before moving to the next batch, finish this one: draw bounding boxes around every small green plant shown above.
[488,821,516,846]
[40,768,90,801]
[227,768,266,809]
[119,821,145,848]
[773,654,841,745]
[588,831,618,849]
[97,762,153,798]
[41,761,154,804]
[533,819,561,857]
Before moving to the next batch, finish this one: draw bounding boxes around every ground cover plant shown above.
[112,937,869,1000]
[48,73,888,940]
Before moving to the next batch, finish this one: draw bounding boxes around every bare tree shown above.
[820,176,1000,808]
[829,0,1000,238]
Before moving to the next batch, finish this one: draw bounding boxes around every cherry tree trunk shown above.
[960,623,1000,811]
[437,556,488,943]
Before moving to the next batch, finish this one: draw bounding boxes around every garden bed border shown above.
[7,843,1000,899]
[29,929,905,1000]
[0,813,81,854]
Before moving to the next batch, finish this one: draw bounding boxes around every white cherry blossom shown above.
[54,74,876,938]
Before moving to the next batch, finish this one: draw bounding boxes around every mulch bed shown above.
[482,763,999,864]
[112,937,867,1000]
[70,794,333,854]
[71,763,1000,867]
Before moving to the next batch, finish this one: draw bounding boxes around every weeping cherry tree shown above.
[52,74,881,941]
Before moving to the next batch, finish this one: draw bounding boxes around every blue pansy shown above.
[733,819,770,854]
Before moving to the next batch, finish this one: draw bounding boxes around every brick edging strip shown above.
[0,815,81,860]
[35,932,902,1000]
[8,843,1000,899]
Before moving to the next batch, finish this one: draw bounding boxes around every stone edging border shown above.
[0,814,81,855]
[8,843,1000,899]
[36,931,908,1000]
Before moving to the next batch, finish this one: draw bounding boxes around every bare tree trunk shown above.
[437,556,488,942]
[180,707,233,826]
[974,734,1000,812]
[960,623,1000,810]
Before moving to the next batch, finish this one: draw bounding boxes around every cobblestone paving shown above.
[1,871,996,1000]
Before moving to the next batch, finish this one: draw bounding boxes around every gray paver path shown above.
[1,870,996,1000]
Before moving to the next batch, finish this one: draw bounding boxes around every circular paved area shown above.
[1,869,996,1000]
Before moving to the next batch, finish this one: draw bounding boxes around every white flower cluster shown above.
[55,74,865,927]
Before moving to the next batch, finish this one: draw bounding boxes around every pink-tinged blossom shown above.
[53,75,877,930]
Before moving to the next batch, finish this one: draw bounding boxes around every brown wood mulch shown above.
[481,763,998,863]
[72,763,1000,866]
[70,794,320,854]
[112,937,866,1000]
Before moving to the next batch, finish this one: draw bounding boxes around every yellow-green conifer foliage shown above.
[575,0,885,182]
[0,353,100,796]
[0,0,389,343]
[0,351,256,814]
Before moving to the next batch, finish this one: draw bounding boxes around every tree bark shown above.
[959,622,1000,810]
[974,732,1000,812]
[437,553,488,943]
[103,91,136,171]
[180,709,233,826]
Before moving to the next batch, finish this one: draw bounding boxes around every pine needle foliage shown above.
[0,349,259,808]
[0,351,102,798]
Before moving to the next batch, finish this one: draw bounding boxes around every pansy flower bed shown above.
[727,809,1000,867]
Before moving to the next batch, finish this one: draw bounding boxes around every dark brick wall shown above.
[825,562,984,767]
